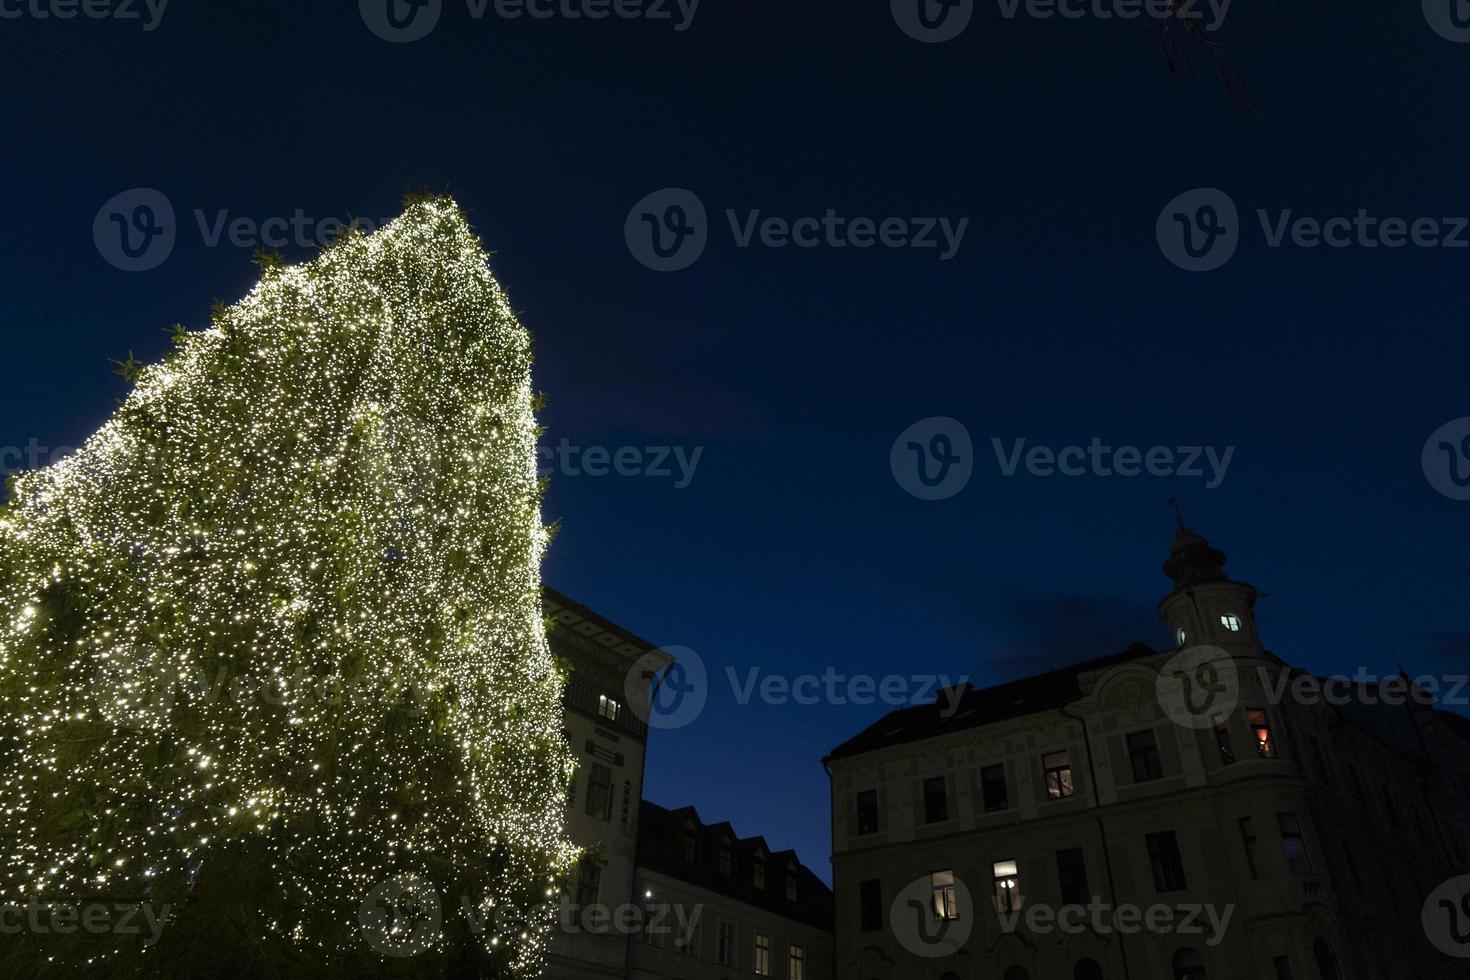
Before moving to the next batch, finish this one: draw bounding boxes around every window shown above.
[1220,613,1241,631]
[575,859,601,908]
[982,763,1010,812]
[681,824,698,863]
[641,895,665,948]
[718,837,733,876]
[1308,737,1330,784]
[1248,709,1276,758]
[1273,955,1294,979]
[1128,729,1164,782]
[1278,813,1313,874]
[1312,939,1342,980]
[753,853,767,889]
[993,860,1021,914]
[1176,626,1188,647]
[923,775,949,823]
[754,934,771,976]
[1147,831,1188,892]
[859,879,882,931]
[1005,968,1031,980]
[585,763,613,821]
[1340,840,1364,894]
[1044,750,1075,799]
[1056,847,1090,906]
[1075,961,1104,980]
[1173,947,1206,980]
[788,943,805,980]
[675,909,701,956]
[931,869,959,920]
[597,693,620,721]
[856,789,879,835]
[1239,817,1261,878]
[785,869,799,902]
[717,920,736,965]
[1214,713,1235,766]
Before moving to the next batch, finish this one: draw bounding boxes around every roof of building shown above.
[637,800,834,932]
[824,643,1160,762]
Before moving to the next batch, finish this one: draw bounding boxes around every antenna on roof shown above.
[1165,495,1186,531]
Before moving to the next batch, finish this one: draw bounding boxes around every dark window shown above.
[1239,817,1261,878]
[1056,847,1090,906]
[1248,709,1276,758]
[1173,947,1205,980]
[1273,955,1294,979]
[923,776,949,823]
[681,825,697,863]
[859,879,882,932]
[718,839,733,876]
[1044,751,1075,799]
[717,920,735,965]
[1214,713,1235,766]
[1147,831,1188,892]
[1128,729,1164,782]
[1340,840,1364,894]
[753,854,766,889]
[982,764,1010,812]
[785,871,799,903]
[1278,813,1313,874]
[575,859,601,908]
[1312,939,1342,980]
[856,789,879,835]
[1308,737,1331,784]
[585,763,613,821]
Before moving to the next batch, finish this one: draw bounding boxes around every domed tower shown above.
[1158,514,1266,657]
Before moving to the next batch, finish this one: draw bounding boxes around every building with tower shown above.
[824,522,1470,979]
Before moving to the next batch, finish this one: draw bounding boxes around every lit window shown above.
[1176,627,1188,647]
[754,934,771,976]
[931,869,959,920]
[788,943,805,980]
[1221,613,1242,631]
[598,694,620,721]
[1043,751,1075,799]
[1248,709,1276,758]
[993,860,1021,913]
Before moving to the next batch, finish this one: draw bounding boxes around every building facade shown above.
[543,588,836,980]
[825,524,1470,979]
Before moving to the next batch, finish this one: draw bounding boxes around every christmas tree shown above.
[0,197,575,978]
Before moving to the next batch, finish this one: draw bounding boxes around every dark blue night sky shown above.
[3,0,1469,882]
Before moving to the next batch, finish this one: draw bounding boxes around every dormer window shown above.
[785,865,799,902]
[681,821,698,863]
[718,837,733,876]
[1220,614,1242,632]
[753,851,766,889]
[598,694,620,722]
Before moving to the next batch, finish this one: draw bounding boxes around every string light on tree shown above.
[0,196,576,977]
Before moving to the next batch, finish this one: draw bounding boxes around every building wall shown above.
[828,648,1467,979]
[629,867,836,980]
